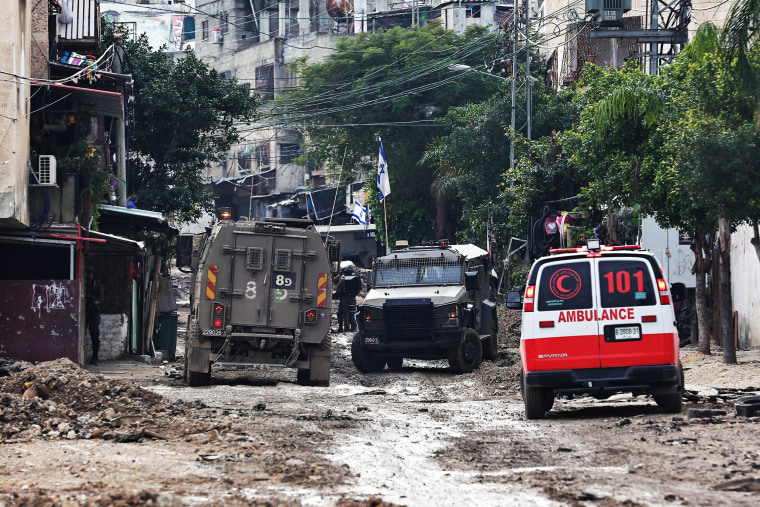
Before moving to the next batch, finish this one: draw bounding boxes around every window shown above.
[255,64,275,102]
[275,249,291,271]
[537,262,593,311]
[279,143,300,164]
[183,17,195,40]
[599,260,656,308]
[221,12,229,33]
[202,20,209,41]
[255,144,270,166]
[246,247,264,270]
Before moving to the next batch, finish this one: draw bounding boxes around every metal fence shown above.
[374,256,463,287]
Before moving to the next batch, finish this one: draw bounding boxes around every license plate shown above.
[364,335,379,344]
[614,326,641,341]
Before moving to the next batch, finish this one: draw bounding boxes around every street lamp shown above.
[448,64,518,171]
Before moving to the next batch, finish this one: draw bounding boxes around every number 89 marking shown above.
[275,275,293,287]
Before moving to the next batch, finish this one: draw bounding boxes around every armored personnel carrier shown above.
[177,217,339,386]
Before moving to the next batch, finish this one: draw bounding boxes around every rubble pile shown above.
[497,306,521,348]
[0,358,175,441]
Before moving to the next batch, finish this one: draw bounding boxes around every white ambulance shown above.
[506,239,683,419]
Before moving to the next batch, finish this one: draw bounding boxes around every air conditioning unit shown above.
[212,29,223,44]
[33,155,57,186]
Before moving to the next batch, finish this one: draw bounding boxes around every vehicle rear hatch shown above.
[596,255,676,368]
[523,258,601,372]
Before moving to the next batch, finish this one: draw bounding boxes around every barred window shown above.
[275,249,291,271]
[246,247,264,270]
[374,256,463,287]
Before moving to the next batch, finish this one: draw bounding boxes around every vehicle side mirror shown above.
[367,272,373,289]
[465,271,480,291]
[176,235,193,269]
[506,291,522,310]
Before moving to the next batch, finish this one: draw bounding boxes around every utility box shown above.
[586,0,632,26]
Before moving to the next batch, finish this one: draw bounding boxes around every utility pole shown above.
[509,6,518,171]
[525,0,531,140]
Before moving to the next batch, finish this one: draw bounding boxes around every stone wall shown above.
[84,313,128,361]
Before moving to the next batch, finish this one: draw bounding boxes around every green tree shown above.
[281,24,504,246]
[102,23,258,223]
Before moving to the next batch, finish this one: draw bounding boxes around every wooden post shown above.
[145,255,162,356]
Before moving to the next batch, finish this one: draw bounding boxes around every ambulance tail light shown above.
[524,285,535,312]
[212,303,225,328]
[657,279,671,305]
[539,321,554,328]
[642,315,657,323]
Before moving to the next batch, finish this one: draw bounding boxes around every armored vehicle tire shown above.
[386,357,403,369]
[447,329,483,374]
[188,370,211,387]
[297,368,330,387]
[351,332,386,373]
[483,312,499,361]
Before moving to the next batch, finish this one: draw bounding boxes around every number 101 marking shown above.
[603,270,644,294]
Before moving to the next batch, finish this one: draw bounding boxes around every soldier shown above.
[85,266,104,365]
[334,265,360,333]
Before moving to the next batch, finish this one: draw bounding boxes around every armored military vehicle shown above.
[177,217,339,386]
[352,242,498,374]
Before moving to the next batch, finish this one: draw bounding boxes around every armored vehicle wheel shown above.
[447,329,482,374]
[188,369,211,387]
[296,367,329,387]
[386,357,403,369]
[351,332,386,373]
[297,345,331,387]
[483,312,499,361]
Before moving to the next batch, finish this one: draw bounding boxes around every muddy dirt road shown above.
[1,319,760,506]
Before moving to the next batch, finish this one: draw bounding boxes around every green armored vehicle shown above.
[177,217,339,386]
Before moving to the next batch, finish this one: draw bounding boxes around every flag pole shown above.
[383,199,389,254]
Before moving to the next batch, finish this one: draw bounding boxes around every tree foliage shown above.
[282,24,504,245]
[102,23,258,223]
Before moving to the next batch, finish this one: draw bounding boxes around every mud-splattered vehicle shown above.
[352,243,499,373]
[177,218,339,386]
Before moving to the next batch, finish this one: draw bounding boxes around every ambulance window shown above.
[537,262,593,311]
[599,260,656,308]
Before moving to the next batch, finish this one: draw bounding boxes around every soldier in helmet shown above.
[334,264,360,333]
[85,265,104,365]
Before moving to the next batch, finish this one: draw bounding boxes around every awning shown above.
[32,81,124,118]
[82,229,145,255]
[98,204,177,237]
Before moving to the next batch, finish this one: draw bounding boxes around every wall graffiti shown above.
[30,281,73,316]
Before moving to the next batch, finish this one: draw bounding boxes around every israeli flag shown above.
[377,140,391,201]
[352,202,369,225]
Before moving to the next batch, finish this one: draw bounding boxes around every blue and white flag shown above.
[352,202,369,225]
[377,140,391,201]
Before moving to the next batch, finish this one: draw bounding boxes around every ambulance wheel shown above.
[386,357,403,369]
[542,391,555,412]
[655,362,684,413]
[523,386,547,420]
[483,313,499,361]
[447,329,482,374]
[351,332,386,373]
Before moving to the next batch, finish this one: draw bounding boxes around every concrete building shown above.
[0,0,176,365]
[0,1,33,229]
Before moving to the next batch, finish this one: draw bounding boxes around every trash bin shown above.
[153,311,178,361]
